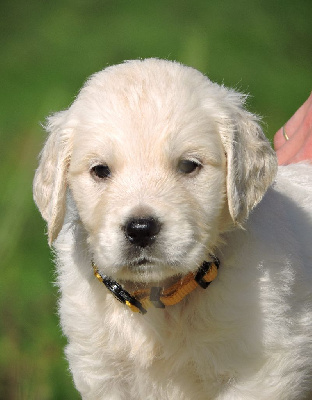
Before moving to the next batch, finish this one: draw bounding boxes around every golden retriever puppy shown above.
[33,59,312,399]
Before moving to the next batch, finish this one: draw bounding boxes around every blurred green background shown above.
[0,0,311,398]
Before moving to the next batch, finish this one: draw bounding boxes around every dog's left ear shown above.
[217,90,278,224]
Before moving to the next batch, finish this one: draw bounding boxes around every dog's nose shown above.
[124,217,161,248]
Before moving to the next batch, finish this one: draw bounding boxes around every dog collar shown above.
[92,256,220,314]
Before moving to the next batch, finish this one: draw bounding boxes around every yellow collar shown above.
[92,257,219,314]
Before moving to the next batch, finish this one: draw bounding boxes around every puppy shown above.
[33,59,312,400]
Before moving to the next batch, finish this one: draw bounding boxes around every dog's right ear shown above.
[33,111,73,246]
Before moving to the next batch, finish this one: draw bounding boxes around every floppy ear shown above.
[33,111,73,245]
[218,91,278,224]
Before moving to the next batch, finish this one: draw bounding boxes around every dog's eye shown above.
[91,164,111,179]
[178,159,201,174]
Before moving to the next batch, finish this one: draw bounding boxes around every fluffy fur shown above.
[33,59,312,399]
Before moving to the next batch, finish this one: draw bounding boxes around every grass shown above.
[1,0,311,398]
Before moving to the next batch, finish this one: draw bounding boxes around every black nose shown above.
[124,217,161,248]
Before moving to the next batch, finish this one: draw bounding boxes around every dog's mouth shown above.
[118,256,181,283]
[131,257,153,266]
[133,257,151,265]
[126,257,159,272]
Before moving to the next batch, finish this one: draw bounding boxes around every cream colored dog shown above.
[33,59,312,399]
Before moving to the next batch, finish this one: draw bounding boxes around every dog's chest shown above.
[99,300,240,399]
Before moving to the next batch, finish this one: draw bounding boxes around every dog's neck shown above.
[119,274,182,294]
[92,257,219,314]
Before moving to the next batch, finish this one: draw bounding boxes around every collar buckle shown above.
[149,287,165,308]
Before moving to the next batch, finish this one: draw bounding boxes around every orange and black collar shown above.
[92,256,220,314]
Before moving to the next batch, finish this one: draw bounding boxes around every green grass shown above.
[1,0,311,398]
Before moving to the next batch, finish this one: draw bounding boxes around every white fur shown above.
[33,59,312,399]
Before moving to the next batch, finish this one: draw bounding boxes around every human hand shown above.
[274,93,312,165]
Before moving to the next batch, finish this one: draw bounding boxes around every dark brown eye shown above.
[178,159,201,174]
[91,164,111,179]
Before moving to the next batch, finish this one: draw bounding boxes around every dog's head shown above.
[33,59,277,282]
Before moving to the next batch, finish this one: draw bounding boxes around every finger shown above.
[274,92,312,151]
[274,126,289,151]
[276,106,312,165]
[284,131,312,164]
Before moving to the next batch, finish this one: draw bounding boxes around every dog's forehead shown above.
[71,107,220,168]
